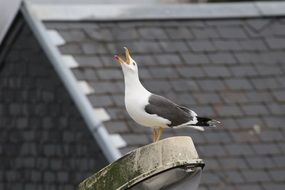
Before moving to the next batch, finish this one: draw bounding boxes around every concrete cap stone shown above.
[79,136,204,190]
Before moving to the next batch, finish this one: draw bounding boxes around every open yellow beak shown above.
[114,47,131,65]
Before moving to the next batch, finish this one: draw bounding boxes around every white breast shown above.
[125,91,170,128]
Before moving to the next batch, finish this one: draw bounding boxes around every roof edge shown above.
[29,1,285,21]
[21,1,122,162]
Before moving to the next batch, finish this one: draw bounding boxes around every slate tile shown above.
[133,41,162,53]
[188,40,216,52]
[237,117,264,129]
[132,55,156,66]
[193,92,222,104]
[258,51,284,65]
[225,143,254,156]
[260,130,284,142]
[81,43,107,54]
[154,54,182,65]
[273,155,285,167]
[88,95,114,107]
[267,103,285,115]
[252,143,281,155]
[230,131,259,143]
[181,53,210,65]
[220,91,248,104]
[233,52,260,64]
[236,184,263,190]
[89,81,121,94]
[273,90,285,102]
[44,171,55,183]
[219,157,248,169]
[97,55,116,67]
[198,79,226,91]
[96,69,122,80]
[72,69,88,81]
[6,170,19,182]
[143,80,172,92]
[212,40,241,51]
[225,78,253,90]
[127,120,149,133]
[111,94,125,107]
[122,134,150,145]
[206,20,243,26]
[190,105,215,117]
[112,28,138,41]
[106,108,128,120]
[271,21,285,36]
[218,27,248,39]
[203,66,231,77]
[245,19,271,32]
[31,170,41,182]
[81,69,98,81]
[59,30,87,42]
[208,52,237,64]
[17,117,29,129]
[175,130,207,144]
[238,39,267,51]
[241,104,269,116]
[215,105,243,117]
[255,65,283,76]
[247,91,273,104]
[105,121,129,133]
[264,116,284,128]
[177,66,206,78]
[74,56,103,67]
[262,183,285,190]
[198,144,227,157]
[276,76,285,88]
[85,28,113,41]
[251,78,279,90]
[223,171,245,184]
[170,80,199,92]
[269,170,285,182]
[148,67,179,79]
[138,27,168,40]
[165,27,193,39]
[57,171,68,183]
[242,170,271,183]
[159,41,189,53]
[246,156,276,169]
[138,68,152,79]
[200,172,220,185]
[59,44,82,54]
[265,37,285,49]
[204,131,232,143]
[191,28,220,39]
[202,158,221,170]
[230,65,258,77]
[221,118,239,129]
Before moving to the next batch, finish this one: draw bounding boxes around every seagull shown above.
[114,47,221,142]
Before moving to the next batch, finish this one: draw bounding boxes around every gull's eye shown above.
[133,62,136,66]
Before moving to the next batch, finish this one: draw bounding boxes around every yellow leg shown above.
[156,127,164,142]
[152,128,158,142]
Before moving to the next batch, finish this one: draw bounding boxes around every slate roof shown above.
[45,16,285,189]
[0,14,108,189]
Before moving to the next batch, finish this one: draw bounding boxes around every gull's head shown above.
[114,47,138,74]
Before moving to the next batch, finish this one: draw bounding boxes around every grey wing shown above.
[144,94,193,127]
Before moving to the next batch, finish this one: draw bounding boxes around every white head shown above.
[114,47,138,76]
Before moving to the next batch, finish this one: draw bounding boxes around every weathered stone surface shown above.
[79,137,204,190]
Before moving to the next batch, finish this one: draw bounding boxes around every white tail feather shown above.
[187,125,205,131]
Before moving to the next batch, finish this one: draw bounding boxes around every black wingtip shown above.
[196,117,222,128]
[208,119,223,128]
